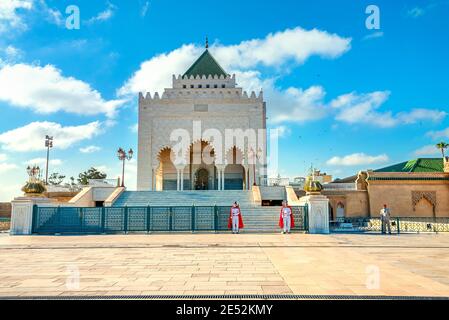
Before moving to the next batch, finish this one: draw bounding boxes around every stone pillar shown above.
[10,197,54,236]
[180,168,185,191]
[221,169,225,191]
[299,194,330,234]
[176,169,180,191]
[216,165,226,191]
[444,157,449,173]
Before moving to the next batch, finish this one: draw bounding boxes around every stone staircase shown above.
[112,191,291,233]
[241,206,283,232]
[113,191,256,207]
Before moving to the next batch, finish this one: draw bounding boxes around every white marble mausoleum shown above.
[137,47,268,191]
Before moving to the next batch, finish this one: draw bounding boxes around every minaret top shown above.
[205,36,209,49]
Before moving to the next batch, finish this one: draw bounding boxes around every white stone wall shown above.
[137,75,267,191]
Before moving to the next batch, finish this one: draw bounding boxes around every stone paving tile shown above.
[0,233,449,297]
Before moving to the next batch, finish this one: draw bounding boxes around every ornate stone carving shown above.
[412,191,436,211]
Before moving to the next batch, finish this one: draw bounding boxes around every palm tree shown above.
[436,142,449,159]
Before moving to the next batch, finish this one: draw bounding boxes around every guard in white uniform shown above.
[279,201,295,234]
[228,202,244,234]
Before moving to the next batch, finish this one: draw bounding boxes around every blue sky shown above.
[0,0,448,200]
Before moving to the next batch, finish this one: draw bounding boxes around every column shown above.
[244,166,249,190]
[180,168,184,191]
[176,169,180,191]
[221,169,225,191]
[217,170,221,191]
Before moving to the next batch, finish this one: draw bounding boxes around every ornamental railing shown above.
[32,206,308,235]
[331,217,449,233]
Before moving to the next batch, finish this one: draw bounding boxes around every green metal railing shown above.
[0,217,10,231]
[32,205,308,235]
[330,217,449,234]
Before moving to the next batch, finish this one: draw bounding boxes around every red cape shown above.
[279,206,295,229]
[228,207,244,229]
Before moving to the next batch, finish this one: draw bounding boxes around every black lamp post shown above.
[117,148,134,187]
[44,135,53,185]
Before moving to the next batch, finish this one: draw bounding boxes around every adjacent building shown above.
[324,158,449,219]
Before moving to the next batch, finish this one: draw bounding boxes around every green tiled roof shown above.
[375,158,444,173]
[184,50,228,78]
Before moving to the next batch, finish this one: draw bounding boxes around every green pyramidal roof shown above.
[183,49,228,78]
[375,158,444,173]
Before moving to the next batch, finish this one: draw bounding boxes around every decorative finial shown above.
[205,36,209,49]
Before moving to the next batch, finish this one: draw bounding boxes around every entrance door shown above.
[336,203,345,219]
[195,169,209,190]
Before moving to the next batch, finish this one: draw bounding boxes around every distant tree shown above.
[78,167,107,185]
[436,142,449,159]
[48,173,66,186]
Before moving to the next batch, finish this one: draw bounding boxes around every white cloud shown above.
[272,125,291,138]
[80,145,102,153]
[35,0,64,26]
[0,183,22,202]
[4,45,23,59]
[0,154,6,162]
[0,121,101,152]
[327,153,389,166]
[0,63,125,117]
[0,0,33,34]
[118,44,201,96]
[24,158,62,166]
[86,2,117,24]
[330,91,446,127]
[414,145,440,157]
[269,85,328,124]
[0,162,18,174]
[397,108,447,124]
[331,91,395,127]
[130,123,138,133]
[118,27,351,96]
[428,127,449,140]
[212,27,352,70]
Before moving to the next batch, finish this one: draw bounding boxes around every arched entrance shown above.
[336,202,345,219]
[155,142,248,191]
[224,147,246,190]
[157,148,177,191]
[194,168,209,190]
[188,141,216,191]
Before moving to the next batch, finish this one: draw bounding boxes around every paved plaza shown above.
[0,233,449,298]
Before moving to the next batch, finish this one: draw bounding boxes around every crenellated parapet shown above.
[173,74,236,89]
[139,88,264,104]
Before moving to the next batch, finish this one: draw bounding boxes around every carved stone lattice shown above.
[412,191,437,211]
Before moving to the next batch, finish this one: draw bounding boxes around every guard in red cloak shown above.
[228,202,244,234]
[279,201,295,234]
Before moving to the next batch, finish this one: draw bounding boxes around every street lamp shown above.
[44,135,53,185]
[117,148,134,187]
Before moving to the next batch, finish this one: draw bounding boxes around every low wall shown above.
[0,202,11,218]
[0,219,10,231]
